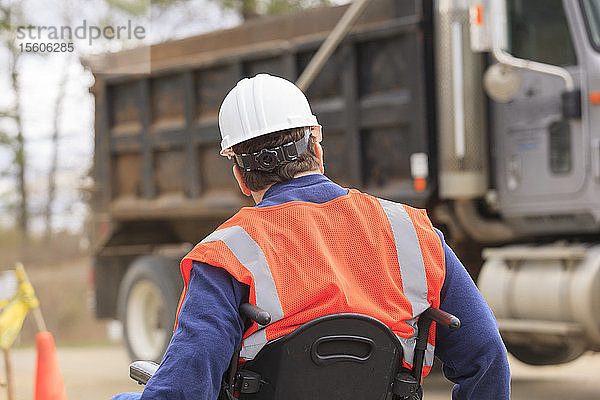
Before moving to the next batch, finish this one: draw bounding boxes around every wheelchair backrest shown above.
[237,313,405,400]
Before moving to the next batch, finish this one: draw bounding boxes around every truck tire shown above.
[118,255,183,362]
[506,342,585,366]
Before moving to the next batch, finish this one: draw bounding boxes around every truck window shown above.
[582,0,600,51]
[507,0,577,66]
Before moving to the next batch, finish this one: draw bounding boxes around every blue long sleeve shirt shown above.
[113,174,510,400]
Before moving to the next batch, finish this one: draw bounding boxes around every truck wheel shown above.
[506,342,585,366]
[118,255,183,362]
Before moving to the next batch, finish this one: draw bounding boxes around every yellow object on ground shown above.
[0,265,40,349]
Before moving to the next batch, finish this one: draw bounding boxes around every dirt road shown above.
[424,351,600,399]
[1,345,141,400]
[2,344,600,399]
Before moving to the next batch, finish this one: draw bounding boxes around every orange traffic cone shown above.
[34,332,68,400]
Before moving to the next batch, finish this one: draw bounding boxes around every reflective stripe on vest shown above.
[200,226,283,359]
[200,200,436,365]
[397,334,436,368]
[377,198,435,367]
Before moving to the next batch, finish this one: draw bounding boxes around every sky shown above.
[0,0,241,234]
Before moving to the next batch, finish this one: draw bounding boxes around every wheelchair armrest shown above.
[412,307,461,385]
[130,360,159,385]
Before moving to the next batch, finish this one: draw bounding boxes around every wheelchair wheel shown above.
[118,255,183,363]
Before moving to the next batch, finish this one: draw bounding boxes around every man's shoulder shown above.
[364,193,432,222]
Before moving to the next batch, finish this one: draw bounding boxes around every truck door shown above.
[578,0,600,183]
[491,0,586,200]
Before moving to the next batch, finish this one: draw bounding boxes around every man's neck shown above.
[251,170,321,204]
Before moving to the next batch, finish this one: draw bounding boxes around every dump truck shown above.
[88,0,600,365]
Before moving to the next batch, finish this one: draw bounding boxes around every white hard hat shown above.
[218,74,319,156]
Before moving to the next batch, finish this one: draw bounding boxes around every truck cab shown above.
[475,0,600,365]
[491,0,600,234]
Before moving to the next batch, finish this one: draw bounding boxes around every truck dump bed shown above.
[90,0,434,248]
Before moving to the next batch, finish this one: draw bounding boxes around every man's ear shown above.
[311,126,322,143]
[314,142,324,174]
[310,126,324,173]
[233,165,252,196]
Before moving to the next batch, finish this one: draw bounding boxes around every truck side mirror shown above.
[483,63,521,103]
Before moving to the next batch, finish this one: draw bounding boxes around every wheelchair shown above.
[129,304,460,400]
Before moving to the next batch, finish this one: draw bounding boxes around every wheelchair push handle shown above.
[421,307,461,331]
[240,303,271,326]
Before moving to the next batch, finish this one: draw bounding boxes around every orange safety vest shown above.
[178,189,445,376]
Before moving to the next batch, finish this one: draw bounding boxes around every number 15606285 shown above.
[19,42,74,53]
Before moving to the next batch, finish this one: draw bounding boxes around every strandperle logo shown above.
[16,20,146,46]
